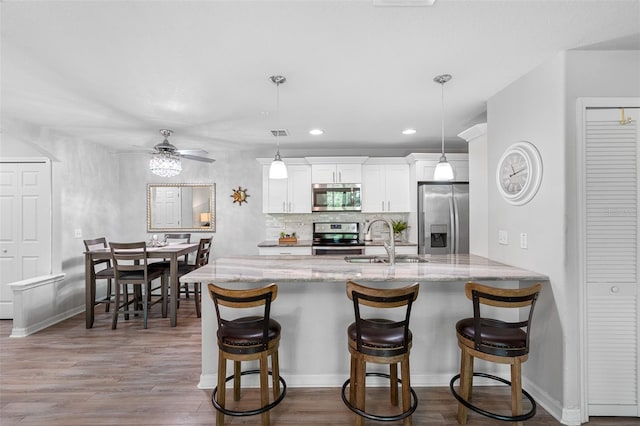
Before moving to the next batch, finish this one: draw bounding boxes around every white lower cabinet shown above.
[258,246,312,256]
[364,245,417,256]
[361,163,410,213]
[262,164,312,213]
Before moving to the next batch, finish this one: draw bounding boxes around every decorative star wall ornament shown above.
[231,186,249,205]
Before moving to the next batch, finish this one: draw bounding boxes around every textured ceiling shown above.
[2,0,639,158]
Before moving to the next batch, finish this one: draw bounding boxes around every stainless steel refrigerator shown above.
[418,183,469,255]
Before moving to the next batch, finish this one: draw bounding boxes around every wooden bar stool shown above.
[208,283,286,426]
[449,282,542,425]
[341,280,420,426]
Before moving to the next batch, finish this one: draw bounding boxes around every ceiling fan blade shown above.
[176,149,208,156]
[180,154,215,163]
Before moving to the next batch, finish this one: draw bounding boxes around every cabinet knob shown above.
[2,249,6,253]
[610,286,620,294]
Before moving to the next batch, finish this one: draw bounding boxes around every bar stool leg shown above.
[216,351,227,426]
[260,352,270,426]
[457,350,474,424]
[349,354,357,404]
[390,362,398,405]
[272,350,281,400]
[355,356,366,426]
[511,360,523,426]
[233,361,241,401]
[401,356,412,426]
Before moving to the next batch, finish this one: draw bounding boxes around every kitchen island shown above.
[180,254,548,389]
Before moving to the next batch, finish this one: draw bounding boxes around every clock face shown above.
[499,151,530,195]
[496,142,543,205]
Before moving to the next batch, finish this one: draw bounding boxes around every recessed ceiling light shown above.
[402,128,417,135]
[309,129,324,136]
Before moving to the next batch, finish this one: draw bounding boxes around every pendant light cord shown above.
[440,81,445,157]
[276,79,281,156]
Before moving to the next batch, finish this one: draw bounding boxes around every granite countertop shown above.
[257,240,417,247]
[181,254,548,283]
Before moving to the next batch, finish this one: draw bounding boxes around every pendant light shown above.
[433,74,454,181]
[269,75,288,179]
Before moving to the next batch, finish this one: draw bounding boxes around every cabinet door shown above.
[385,164,410,212]
[263,166,288,213]
[361,165,385,212]
[311,164,337,183]
[288,165,311,213]
[337,164,362,183]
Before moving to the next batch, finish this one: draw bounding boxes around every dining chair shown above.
[83,237,114,313]
[175,237,212,317]
[157,233,192,298]
[109,241,168,329]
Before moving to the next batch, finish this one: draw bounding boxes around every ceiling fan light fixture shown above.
[269,75,288,179]
[433,73,454,181]
[149,152,182,177]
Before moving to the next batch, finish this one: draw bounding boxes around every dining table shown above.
[84,242,200,328]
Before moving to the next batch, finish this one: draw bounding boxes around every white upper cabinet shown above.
[361,162,410,213]
[307,157,368,184]
[262,163,312,213]
[312,163,362,184]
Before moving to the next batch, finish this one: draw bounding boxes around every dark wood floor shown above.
[0,300,636,425]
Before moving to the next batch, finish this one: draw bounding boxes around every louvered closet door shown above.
[585,107,639,417]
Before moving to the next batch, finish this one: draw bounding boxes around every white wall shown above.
[487,54,567,416]
[485,50,640,423]
[460,123,488,257]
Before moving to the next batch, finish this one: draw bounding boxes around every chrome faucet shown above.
[365,218,395,265]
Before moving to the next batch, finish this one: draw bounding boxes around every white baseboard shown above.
[523,377,580,425]
[10,305,84,337]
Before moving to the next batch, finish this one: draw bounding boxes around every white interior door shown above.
[0,160,52,319]
[582,106,639,417]
[151,186,181,228]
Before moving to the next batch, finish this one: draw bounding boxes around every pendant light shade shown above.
[269,75,288,179]
[433,74,454,181]
[269,152,288,179]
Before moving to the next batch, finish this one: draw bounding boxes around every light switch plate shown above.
[520,233,528,249]
[74,229,82,238]
[498,230,508,245]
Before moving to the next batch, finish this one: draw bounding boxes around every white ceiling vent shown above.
[270,129,289,137]
[373,0,436,7]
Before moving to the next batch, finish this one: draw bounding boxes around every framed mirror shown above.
[147,183,215,232]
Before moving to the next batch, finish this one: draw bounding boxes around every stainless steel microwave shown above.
[312,183,361,212]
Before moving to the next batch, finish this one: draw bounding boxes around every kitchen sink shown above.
[344,254,429,264]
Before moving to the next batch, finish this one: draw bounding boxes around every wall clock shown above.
[496,141,543,205]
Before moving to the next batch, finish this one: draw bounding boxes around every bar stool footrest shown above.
[449,372,536,422]
[341,372,418,422]
[211,369,287,417]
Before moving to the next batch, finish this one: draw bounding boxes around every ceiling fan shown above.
[152,129,215,163]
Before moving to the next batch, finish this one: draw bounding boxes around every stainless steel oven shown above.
[312,222,364,255]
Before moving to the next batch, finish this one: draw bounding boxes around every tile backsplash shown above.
[264,212,409,241]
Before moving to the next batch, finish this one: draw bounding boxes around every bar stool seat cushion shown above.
[219,316,281,346]
[348,318,412,348]
[456,318,526,349]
